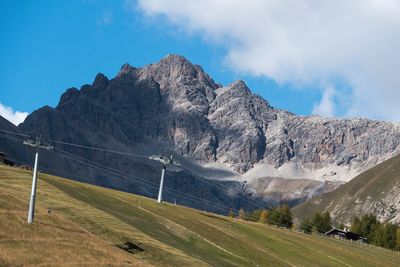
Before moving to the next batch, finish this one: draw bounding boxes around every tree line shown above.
[350,214,400,251]
[232,207,400,252]
[230,205,293,228]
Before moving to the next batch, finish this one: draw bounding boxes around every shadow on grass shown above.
[116,241,144,254]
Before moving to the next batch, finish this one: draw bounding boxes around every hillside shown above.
[1,165,399,266]
[293,154,400,224]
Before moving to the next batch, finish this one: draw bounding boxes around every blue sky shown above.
[0,0,322,125]
[1,1,400,125]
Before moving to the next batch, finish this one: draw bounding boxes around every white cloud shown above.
[137,0,400,121]
[312,87,336,117]
[0,102,29,126]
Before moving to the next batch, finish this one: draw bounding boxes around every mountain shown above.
[292,153,400,224]
[2,164,399,266]
[1,54,400,211]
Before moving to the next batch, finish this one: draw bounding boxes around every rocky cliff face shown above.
[5,54,400,211]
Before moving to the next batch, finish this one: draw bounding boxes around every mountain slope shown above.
[292,154,400,224]
[0,166,143,266]
[1,164,399,266]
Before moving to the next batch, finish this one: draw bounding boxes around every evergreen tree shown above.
[247,209,263,222]
[267,205,293,228]
[372,223,385,247]
[351,216,361,234]
[322,211,333,232]
[382,223,398,249]
[300,217,313,234]
[312,211,332,233]
[396,228,400,251]
[358,214,379,241]
[338,222,345,230]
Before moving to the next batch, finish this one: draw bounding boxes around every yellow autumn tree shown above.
[259,210,268,224]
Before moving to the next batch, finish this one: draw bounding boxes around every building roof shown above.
[325,228,367,241]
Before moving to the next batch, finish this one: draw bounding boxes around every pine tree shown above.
[359,214,379,241]
[279,205,293,228]
[395,228,400,251]
[382,223,398,249]
[300,217,313,234]
[267,205,293,228]
[351,216,361,234]
[312,211,332,233]
[247,209,263,222]
[372,223,385,247]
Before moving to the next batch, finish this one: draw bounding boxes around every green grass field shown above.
[0,164,399,266]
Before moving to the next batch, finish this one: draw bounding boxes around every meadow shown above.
[0,164,399,266]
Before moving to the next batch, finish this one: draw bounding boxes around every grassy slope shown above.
[0,165,399,266]
[293,154,400,224]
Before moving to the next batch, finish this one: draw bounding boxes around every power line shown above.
[0,129,30,137]
[5,153,314,231]
[0,128,149,159]
[48,139,149,159]
[53,147,228,207]
[52,148,160,189]
[180,167,267,210]
[50,148,236,213]
[0,128,266,211]
[0,133,25,143]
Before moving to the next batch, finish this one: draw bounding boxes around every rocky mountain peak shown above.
[160,54,190,65]
[58,87,80,107]
[146,54,218,91]
[227,80,251,95]
[231,80,248,89]
[117,63,136,77]
[18,54,400,181]
[92,73,109,89]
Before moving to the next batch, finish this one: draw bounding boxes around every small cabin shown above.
[325,228,367,242]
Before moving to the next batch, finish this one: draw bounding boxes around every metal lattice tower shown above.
[149,154,180,203]
[23,137,53,224]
